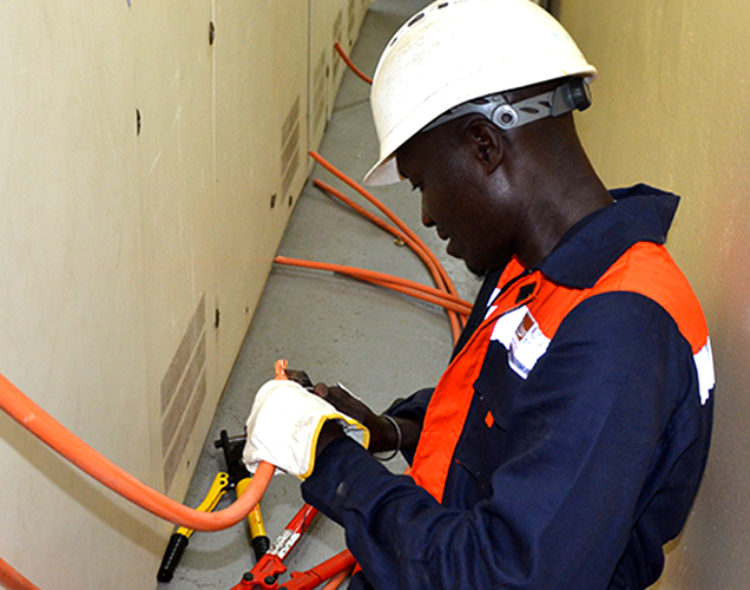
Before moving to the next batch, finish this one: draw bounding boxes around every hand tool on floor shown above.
[231,503,319,590]
[157,472,230,582]
[215,429,271,561]
[157,431,272,582]
[273,549,356,590]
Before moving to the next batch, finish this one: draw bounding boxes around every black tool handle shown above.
[157,533,189,583]
[251,535,271,562]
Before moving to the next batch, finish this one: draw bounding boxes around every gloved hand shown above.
[243,379,370,479]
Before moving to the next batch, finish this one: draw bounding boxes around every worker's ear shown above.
[464,118,504,175]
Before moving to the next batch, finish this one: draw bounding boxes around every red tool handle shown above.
[232,503,319,590]
[278,550,356,590]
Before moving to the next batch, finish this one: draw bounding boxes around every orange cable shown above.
[337,159,455,300]
[0,556,40,590]
[0,360,303,589]
[321,566,354,590]
[0,372,273,533]
[309,152,465,341]
[361,278,470,317]
[334,42,373,85]
[312,179,464,316]
[313,177,457,293]
[313,182,465,342]
[275,256,471,316]
[309,153,461,300]
[0,365,289,587]
[275,257,471,315]
[313,179,404,242]
[312,179,455,307]
[309,152,453,288]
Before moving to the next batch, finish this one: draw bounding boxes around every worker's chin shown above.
[463,258,488,278]
[450,247,490,277]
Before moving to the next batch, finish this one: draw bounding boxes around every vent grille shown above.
[281,95,301,198]
[160,294,207,491]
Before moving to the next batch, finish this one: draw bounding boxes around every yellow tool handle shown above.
[157,472,230,582]
[237,477,271,560]
[175,472,230,538]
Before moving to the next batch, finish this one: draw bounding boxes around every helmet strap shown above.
[421,78,591,134]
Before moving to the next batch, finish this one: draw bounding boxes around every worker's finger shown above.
[284,368,314,390]
[314,382,373,421]
[314,383,397,453]
[312,382,329,399]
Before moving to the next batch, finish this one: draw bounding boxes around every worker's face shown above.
[396,121,520,276]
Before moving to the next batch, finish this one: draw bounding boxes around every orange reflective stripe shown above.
[595,243,709,353]
[410,326,493,502]
[524,243,708,353]
[411,269,537,501]
[410,242,709,503]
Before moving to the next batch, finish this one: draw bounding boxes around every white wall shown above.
[0,1,368,588]
[556,1,750,587]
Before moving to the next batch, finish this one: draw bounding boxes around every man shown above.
[244,1,714,588]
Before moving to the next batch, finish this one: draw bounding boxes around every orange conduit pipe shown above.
[309,152,459,297]
[0,375,274,531]
[321,566,354,590]
[0,557,39,590]
[0,365,282,590]
[334,42,373,85]
[300,179,466,342]
[275,255,471,317]
[313,179,406,245]
[308,152,465,341]
[0,371,274,533]
[311,179,471,322]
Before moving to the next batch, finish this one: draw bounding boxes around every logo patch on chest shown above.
[491,306,551,379]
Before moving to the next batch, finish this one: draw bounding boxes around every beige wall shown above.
[0,1,368,588]
[557,1,750,587]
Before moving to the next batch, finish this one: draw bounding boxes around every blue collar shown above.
[535,184,680,289]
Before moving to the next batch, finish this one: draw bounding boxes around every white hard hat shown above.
[363,0,598,186]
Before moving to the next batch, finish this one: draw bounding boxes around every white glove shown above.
[243,379,369,479]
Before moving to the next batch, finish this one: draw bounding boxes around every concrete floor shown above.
[158,1,480,588]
